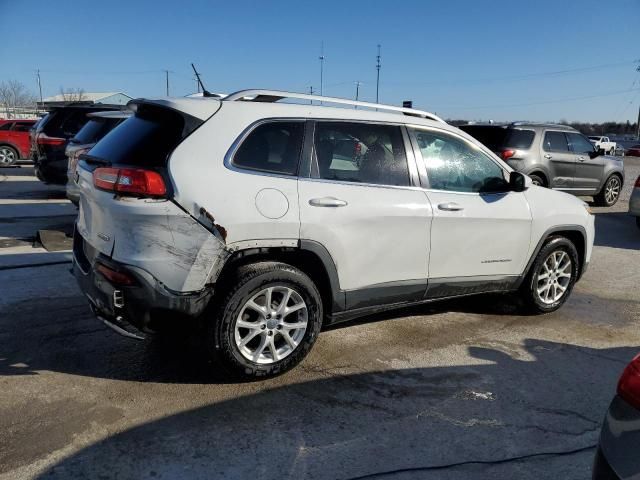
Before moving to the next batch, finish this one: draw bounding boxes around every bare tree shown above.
[59,87,86,102]
[0,80,37,118]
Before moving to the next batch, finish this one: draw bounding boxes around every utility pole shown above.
[319,41,325,97]
[36,69,43,113]
[194,76,200,93]
[637,103,640,141]
[354,81,362,107]
[164,70,170,96]
[309,86,314,104]
[375,44,381,104]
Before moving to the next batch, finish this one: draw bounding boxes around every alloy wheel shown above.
[535,250,572,305]
[604,177,621,205]
[0,147,16,165]
[234,286,308,364]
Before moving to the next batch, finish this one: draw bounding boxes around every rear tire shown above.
[520,236,579,313]
[206,261,323,379]
[529,174,546,187]
[0,146,18,166]
[594,175,622,207]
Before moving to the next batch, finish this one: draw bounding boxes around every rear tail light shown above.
[93,167,166,197]
[501,149,516,160]
[634,176,640,188]
[95,262,136,286]
[618,354,640,409]
[36,133,66,146]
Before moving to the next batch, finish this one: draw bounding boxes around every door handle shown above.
[309,197,348,207]
[544,154,552,159]
[438,202,464,211]
[578,156,586,162]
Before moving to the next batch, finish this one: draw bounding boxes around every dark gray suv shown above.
[460,122,625,206]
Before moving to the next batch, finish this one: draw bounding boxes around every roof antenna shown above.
[191,63,213,97]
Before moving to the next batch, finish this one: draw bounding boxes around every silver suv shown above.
[460,123,625,206]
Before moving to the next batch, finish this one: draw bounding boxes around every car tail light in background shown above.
[36,133,66,146]
[634,176,640,188]
[618,354,640,409]
[501,149,516,160]
[93,167,167,197]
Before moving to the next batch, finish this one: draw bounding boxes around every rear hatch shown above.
[459,125,535,161]
[75,101,226,292]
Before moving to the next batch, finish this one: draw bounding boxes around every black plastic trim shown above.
[345,279,427,310]
[515,224,588,287]
[426,275,519,299]
[299,239,345,312]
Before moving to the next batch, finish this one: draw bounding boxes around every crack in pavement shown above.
[345,444,597,479]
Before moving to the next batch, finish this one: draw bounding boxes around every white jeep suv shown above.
[72,90,595,378]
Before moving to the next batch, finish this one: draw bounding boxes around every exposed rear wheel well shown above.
[214,247,336,316]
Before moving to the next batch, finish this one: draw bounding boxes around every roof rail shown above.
[510,121,573,128]
[223,89,445,123]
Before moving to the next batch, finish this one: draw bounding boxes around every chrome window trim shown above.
[298,176,425,192]
[407,124,511,194]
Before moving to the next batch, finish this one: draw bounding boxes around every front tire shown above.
[594,175,622,207]
[520,236,579,313]
[207,261,323,379]
[0,146,18,166]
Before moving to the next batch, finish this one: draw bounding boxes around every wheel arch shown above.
[526,169,549,187]
[0,142,21,157]
[213,240,344,316]
[518,225,587,286]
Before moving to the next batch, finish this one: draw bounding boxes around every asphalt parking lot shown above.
[1,160,639,480]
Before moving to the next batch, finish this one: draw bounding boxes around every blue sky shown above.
[1,0,639,122]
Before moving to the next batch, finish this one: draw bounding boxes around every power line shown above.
[438,87,640,111]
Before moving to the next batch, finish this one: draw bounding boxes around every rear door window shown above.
[0,122,13,131]
[232,121,304,175]
[313,122,410,187]
[543,131,570,152]
[85,105,187,167]
[459,126,534,151]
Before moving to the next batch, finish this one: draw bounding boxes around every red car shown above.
[626,144,640,157]
[0,119,37,166]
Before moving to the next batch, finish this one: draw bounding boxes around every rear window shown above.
[72,117,123,145]
[87,105,187,167]
[42,109,92,138]
[460,126,535,150]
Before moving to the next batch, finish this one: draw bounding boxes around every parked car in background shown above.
[588,136,617,155]
[0,119,37,166]
[73,90,594,379]
[593,353,640,479]
[460,123,625,206]
[32,104,125,184]
[626,144,640,157]
[614,143,626,156]
[629,176,640,230]
[65,110,131,205]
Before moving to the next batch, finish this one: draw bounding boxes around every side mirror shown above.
[509,171,530,192]
[589,150,601,159]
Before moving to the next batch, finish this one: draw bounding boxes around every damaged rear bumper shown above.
[72,228,213,338]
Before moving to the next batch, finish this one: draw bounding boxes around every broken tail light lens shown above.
[618,354,640,409]
[501,149,516,160]
[93,167,167,197]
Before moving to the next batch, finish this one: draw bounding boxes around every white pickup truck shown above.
[588,136,617,155]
